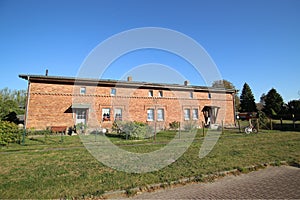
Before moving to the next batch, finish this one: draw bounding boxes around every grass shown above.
[0,129,299,199]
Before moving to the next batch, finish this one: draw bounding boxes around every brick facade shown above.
[19,75,236,130]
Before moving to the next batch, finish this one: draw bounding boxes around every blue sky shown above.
[0,0,299,102]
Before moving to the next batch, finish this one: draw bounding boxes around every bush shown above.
[116,121,153,140]
[0,121,22,146]
[25,129,52,136]
[169,121,180,130]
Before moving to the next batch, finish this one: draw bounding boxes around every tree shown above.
[0,88,27,122]
[256,93,266,111]
[287,100,300,120]
[239,83,257,112]
[263,88,284,118]
[212,79,240,110]
[212,79,235,89]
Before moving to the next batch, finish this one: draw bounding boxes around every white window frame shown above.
[148,90,153,97]
[208,93,211,99]
[192,109,199,120]
[114,108,122,121]
[102,108,111,121]
[111,88,116,96]
[158,90,163,97]
[190,92,193,99]
[184,109,190,120]
[80,87,86,95]
[147,109,154,121]
[157,108,164,121]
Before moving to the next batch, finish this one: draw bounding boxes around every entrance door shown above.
[202,106,220,125]
[75,109,87,125]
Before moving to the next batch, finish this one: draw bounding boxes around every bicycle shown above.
[244,125,257,134]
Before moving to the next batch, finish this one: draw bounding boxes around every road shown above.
[130,166,300,199]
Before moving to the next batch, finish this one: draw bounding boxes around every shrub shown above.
[26,129,52,136]
[0,120,22,146]
[169,121,180,130]
[116,121,153,140]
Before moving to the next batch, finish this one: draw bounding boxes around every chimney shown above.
[184,80,189,86]
[127,76,132,82]
[45,69,48,76]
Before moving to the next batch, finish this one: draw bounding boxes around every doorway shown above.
[202,106,220,126]
[75,109,87,125]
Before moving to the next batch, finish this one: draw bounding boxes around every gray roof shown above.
[19,74,236,93]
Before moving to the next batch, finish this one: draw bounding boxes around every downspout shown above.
[24,76,31,129]
[233,91,236,126]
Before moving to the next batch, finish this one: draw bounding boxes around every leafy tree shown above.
[263,88,284,118]
[239,83,257,112]
[287,99,300,120]
[212,79,240,110]
[0,88,26,122]
[212,79,235,89]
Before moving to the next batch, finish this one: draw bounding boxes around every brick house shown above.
[19,74,236,131]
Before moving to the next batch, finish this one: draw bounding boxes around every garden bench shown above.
[50,126,67,134]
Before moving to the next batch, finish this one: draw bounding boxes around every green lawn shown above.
[0,130,299,199]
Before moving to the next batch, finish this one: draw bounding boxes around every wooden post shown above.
[221,120,224,134]
[292,114,296,129]
[238,119,241,133]
[280,118,283,130]
[270,118,273,130]
[202,121,205,137]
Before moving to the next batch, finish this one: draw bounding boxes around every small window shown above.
[189,92,193,99]
[111,88,116,96]
[208,93,211,99]
[80,87,86,94]
[192,109,199,120]
[184,109,190,120]
[148,90,153,97]
[158,91,163,97]
[147,109,154,121]
[157,109,164,121]
[114,108,122,121]
[102,108,111,121]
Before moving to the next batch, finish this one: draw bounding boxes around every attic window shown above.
[111,88,116,96]
[148,90,153,97]
[80,87,86,95]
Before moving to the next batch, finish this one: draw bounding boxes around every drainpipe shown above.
[24,76,31,130]
[233,92,236,126]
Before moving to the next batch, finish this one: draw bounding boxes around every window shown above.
[147,109,154,121]
[114,108,122,121]
[102,108,111,121]
[208,93,211,99]
[111,88,116,96]
[157,109,164,121]
[158,91,163,97]
[184,109,190,120]
[192,109,199,120]
[189,92,193,99]
[148,90,153,97]
[80,87,86,94]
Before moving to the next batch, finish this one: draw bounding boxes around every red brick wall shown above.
[25,81,236,130]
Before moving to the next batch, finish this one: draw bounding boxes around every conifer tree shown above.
[239,83,257,112]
